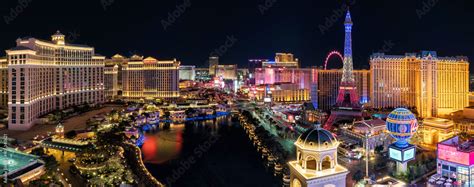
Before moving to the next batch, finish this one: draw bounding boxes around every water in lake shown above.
[141,116,281,187]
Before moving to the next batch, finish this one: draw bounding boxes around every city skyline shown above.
[0,0,473,71]
[0,1,473,187]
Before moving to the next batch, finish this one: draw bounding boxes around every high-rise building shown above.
[0,57,7,108]
[6,31,105,130]
[122,56,180,102]
[209,56,219,76]
[262,53,299,68]
[179,65,196,80]
[105,54,128,92]
[216,64,237,80]
[104,64,119,100]
[317,69,370,110]
[253,67,317,103]
[248,59,267,85]
[370,51,469,117]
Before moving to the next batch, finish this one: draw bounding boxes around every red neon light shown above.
[324,51,344,70]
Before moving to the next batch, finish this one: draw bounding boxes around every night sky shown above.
[0,0,473,70]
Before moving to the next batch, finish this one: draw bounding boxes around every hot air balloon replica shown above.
[386,108,419,173]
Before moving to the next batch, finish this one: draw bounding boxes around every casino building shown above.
[122,56,180,102]
[370,51,469,118]
[435,136,474,186]
[6,31,105,130]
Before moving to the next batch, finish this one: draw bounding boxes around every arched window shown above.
[306,156,317,170]
[321,156,332,170]
[292,179,302,187]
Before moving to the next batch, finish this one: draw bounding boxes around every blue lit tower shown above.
[335,10,359,107]
[386,108,419,173]
[324,10,362,130]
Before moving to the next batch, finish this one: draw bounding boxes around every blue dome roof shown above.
[296,125,337,149]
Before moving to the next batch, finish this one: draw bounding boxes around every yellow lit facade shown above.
[104,64,119,100]
[122,56,180,102]
[6,31,105,130]
[0,57,7,108]
[421,117,455,147]
[254,84,310,102]
[370,51,469,118]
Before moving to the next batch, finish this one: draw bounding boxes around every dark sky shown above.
[0,0,473,70]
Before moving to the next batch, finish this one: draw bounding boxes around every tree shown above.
[30,147,46,157]
[374,145,384,154]
[65,130,77,139]
[352,170,364,182]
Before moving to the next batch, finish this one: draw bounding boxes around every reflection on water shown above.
[141,117,224,164]
[140,116,280,186]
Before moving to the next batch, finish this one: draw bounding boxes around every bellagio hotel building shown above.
[122,56,180,102]
[5,31,105,130]
[370,51,469,118]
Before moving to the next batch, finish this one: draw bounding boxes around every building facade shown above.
[179,65,195,80]
[263,53,299,68]
[209,56,218,76]
[370,51,469,117]
[6,31,105,130]
[317,69,370,110]
[248,59,267,85]
[434,136,474,186]
[253,67,317,103]
[0,57,7,108]
[122,56,180,102]
[195,68,211,81]
[105,54,128,92]
[216,64,237,80]
[104,64,119,100]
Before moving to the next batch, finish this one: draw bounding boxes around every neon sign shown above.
[438,144,474,165]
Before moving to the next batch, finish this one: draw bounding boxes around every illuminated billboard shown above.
[389,145,415,162]
[403,148,415,161]
[438,144,474,165]
[389,147,402,162]
[264,97,272,103]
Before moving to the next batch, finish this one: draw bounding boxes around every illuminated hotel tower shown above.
[6,31,105,130]
[122,56,180,102]
[336,10,359,108]
[370,51,469,117]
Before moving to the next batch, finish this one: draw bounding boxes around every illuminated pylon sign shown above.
[336,10,360,108]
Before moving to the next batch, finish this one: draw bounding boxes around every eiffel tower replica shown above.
[323,10,363,130]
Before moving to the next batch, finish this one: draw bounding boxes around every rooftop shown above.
[440,136,474,153]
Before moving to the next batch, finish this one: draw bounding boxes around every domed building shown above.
[288,124,349,187]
